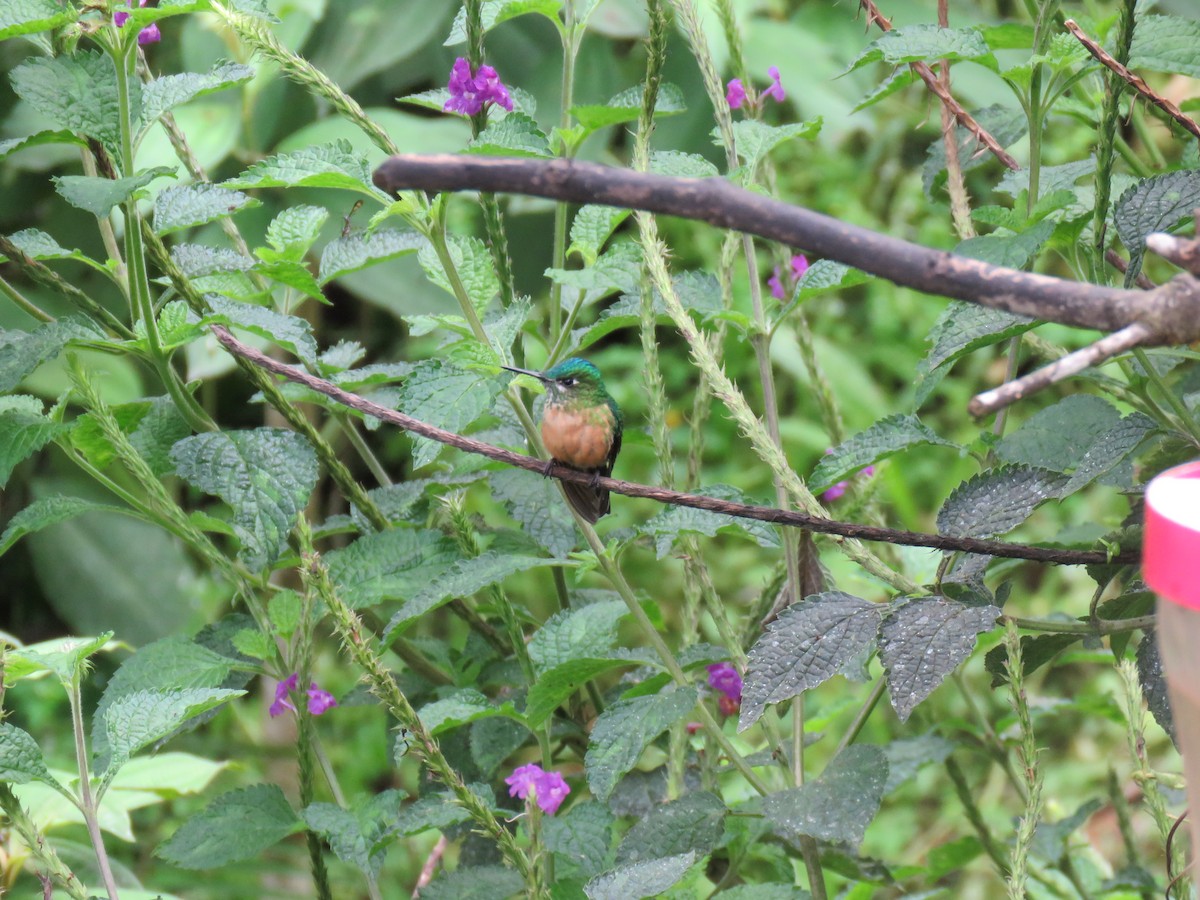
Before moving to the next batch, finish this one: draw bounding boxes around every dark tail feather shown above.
[562,480,609,523]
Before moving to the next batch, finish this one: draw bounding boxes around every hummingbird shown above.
[500,358,623,523]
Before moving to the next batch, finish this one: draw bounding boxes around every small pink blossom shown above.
[763,66,786,103]
[768,254,810,300]
[269,673,338,718]
[505,763,570,815]
[444,57,513,116]
[820,451,876,503]
[707,662,742,716]
[726,79,746,110]
[114,0,160,44]
[306,684,338,716]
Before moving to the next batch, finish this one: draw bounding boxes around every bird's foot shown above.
[541,458,556,479]
[588,471,603,489]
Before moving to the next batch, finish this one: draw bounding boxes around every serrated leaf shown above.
[261,204,329,261]
[0,319,97,393]
[418,689,517,735]
[1061,413,1156,495]
[324,528,460,610]
[572,82,686,131]
[995,395,1122,473]
[418,233,501,310]
[397,361,506,468]
[545,801,615,880]
[879,598,1000,721]
[569,205,631,266]
[319,228,426,283]
[130,396,191,477]
[919,300,1035,375]
[984,631,1080,687]
[302,793,404,879]
[844,24,994,72]
[525,657,642,728]
[616,791,725,864]
[1138,631,1174,744]
[390,783,495,836]
[726,119,822,171]
[812,415,956,492]
[529,601,628,673]
[202,295,317,364]
[937,465,1067,538]
[254,259,327,303]
[466,110,552,156]
[172,243,255,277]
[491,468,577,558]
[0,723,63,791]
[1032,799,1104,861]
[0,129,86,163]
[170,428,319,571]
[761,744,888,847]
[156,784,300,868]
[0,495,126,558]
[648,150,719,178]
[6,633,113,685]
[423,865,526,900]
[140,61,255,126]
[1115,169,1200,283]
[639,484,780,558]
[881,733,956,792]
[445,0,563,44]
[384,549,552,643]
[0,0,76,40]
[154,184,258,235]
[54,166,175,218]
[585,851,697,900]
[773,260,872,324]
[739,593,882,732]
[224,140,384,198]
[10,52,129,157]
[104,688,243,776]
[545,241,642,308]
[585,688,696,800]
[1130,15,1200,78]
[470,716,531,776]
[852,66,919,112]
[924,104,1025,197]
[0,400,68,487]
[955,219,1055,269]
[2,227,83,262]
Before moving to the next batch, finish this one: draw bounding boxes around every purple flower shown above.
[790,254,809,279]
[114,0,161,44]
[505,763,570,815]
[820,450,876,503]
[726,78,746,110]
[269,673,338,718]
[444,57,513,116]
[763,66,786,103]
[768,268,786,300]
[706,662,743,703]
[768,254,810,300]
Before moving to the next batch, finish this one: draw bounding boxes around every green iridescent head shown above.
[501,357,613,409]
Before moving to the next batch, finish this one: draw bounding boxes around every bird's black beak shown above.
[500,364,547,381]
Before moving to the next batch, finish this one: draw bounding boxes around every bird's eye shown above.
[561,378,576,387]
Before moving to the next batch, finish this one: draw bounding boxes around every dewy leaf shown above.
[995,395,1122,473]
[396,360,506,468]
[545,801,615,881]
[616,791,725,865]
[202,295,318,364]
[1138,631,1174,745]
[1061,413,1156,495]
[54,167,176,218]
[0,0,76,40]
[761,744,888,847]
[0,723,64,792]
[739,592,882,732]
[919,300,1036,375]
[10,52,131,156]
[154,184,259,235]
[156,784,301,869]
[844,24,994,72]
[640,484,780,559]
[0,495,125,558]
[529,601,628,673]
[324,528,460,610]
[585,852,698,900]
[0,398,68,488]
[811,414,958,492]
[881,733,956,792]
[1115,169,1200,283]
[1130,15,1200,78]
[170,428,319,571]
[319,228,426,283]
[492,468,577,558]
[467,111,552,157]
[879,598,1000,722]
[585,687,697,800]
[936,465,1068,538]
[140,61,255,126]
[103,688,243,775]
[224,140,386,198]
[0,318,98,393]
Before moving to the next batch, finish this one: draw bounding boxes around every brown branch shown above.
[372,155,1200,345]
[211,324,1138,567]
[1064,19,1200,141]
[858,0,1020,170]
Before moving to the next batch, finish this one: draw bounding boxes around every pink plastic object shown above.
[1146,459,1200,868]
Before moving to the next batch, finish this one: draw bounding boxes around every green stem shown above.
[548,3,579,342]
[1132,347,1200,445]
[0,274,54,322]
[69,683,120,900]
[1007,614,1156,635]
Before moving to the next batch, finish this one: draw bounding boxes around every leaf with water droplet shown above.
[761,744,888,848]
[937,465,1067,539]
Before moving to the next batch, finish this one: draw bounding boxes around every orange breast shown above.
[542,405,614,469]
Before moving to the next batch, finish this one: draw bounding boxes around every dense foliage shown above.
[1,0,1199,897]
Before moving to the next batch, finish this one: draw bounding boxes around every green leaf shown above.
[391,783,495,836]
[584,852,697,900]
[879,598,999,722]
[852,66,919,112]
[470,716,531,776]
[103,688,243,777]
[773,260,872,322]
[811,414,957,492]
[526,657,641,728]
[918,300,1036,375]
[924,104,1024,197]
[325,528,460,610]
[725,119,822,171]
[319,228,426,283]
[936,465,1068,538]
[156,784,301,868]
[224,140,385,198]
[54,167,176,218]
[529,601,628,673]
[1061,413,1156,495]
[261,205,329,261]
[170,428,319,571]
[302,791,404,880]
[1032,799,1104,861]
[1130,15,1200,78]
[254,259,327,303]
[639,484,780,559]
[10,52,130,157]
[569,205,631,267]
[881,733,956,792]
[616,791,725,864]
[648,150,719,178]
[0,723,64,792]
[6,632,113,684]
[0,495,126,558]
[585,687,697,800]
[955,219,1055,269]
[546,241,642,308]
[994,395,1122,473]
[572,83,686,131]
[467,111,552,157]
[1138,631,1173,744]
[739,592,882,732]
[418,689,516,735]
[492,468,577,558]
[383,552,551,640]
[201,295,318,364]
[397,360,506,468]
[423,865,526,900]
[1,228,89,264]
[141,61,255,126]
[0,129,87,161]
[130,396,192,477]
[1115,169,1200,283]
[844,24,994,72]
[445,0,563,44]
[761,744,888,847]
[712,887,811,900]
[0,319,99,393]
[0,398,68,487]
[0,0,76,40]
[545,801,615,880]
[154,184,259,235]
[418,232,500,310]
[172,243,255,277]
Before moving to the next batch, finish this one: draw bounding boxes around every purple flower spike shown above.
[269,673,299,718]
[726,78,746,110]
[444,57,514,116]
[505,763,570,815]
[706,662,743,703]
[763,66,786,103]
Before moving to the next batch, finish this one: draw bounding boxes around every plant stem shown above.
[69,683,120,900]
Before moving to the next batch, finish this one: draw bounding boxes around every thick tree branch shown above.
[212,325,1138,567]
[372,155,1200,345]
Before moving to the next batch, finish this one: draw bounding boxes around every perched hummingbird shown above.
[501,358,623,523]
